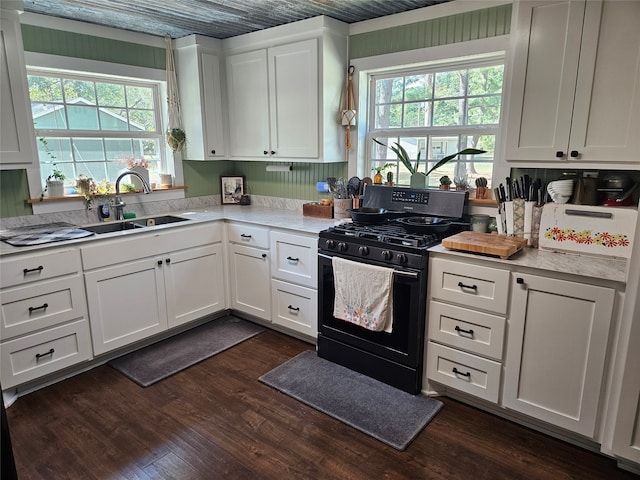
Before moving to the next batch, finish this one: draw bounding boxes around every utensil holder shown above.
[333,198,353,219]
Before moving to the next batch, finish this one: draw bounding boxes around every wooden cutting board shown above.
[442,231,529,259]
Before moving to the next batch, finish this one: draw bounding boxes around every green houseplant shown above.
[40,166,66,200]
[372,138,486,188]
[371,162,395,184]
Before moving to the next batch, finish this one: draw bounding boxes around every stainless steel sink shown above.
[82,221,146,234]
[81,215,188,235]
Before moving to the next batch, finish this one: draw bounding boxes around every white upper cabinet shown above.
[0,8,37,167]
[224,16,348,162]
[503,0,640,166]
[175,36,227,160]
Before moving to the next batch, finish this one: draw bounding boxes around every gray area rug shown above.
[110,316,264,387]
[259,351,443,450]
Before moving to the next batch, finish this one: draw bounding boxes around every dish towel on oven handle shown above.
[332,256,394,333]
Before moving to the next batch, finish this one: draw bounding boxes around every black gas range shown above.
[317,186,469,394]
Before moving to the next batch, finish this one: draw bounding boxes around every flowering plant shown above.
[125,157,150,170]
[75,175,115,209]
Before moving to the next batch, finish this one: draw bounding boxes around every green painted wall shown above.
[349,4,512,59]
[0,170,33,217]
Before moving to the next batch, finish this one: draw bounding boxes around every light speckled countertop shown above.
[429,243,627,285]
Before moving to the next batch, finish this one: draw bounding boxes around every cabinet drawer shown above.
[1,249,82,288]
[428,301,505,361]
[0,319,92,388]
[429,257,510,314]
[271,279,317,338]
[270,231,317,288]
[427,342,501,403]
[227,223,269,249]
[1,275,87,341]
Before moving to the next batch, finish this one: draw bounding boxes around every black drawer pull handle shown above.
[35,348,55,360]
[454,325,474,336]
[158,260,163,266]
[262,253,267,258]
[240,234,252,239]
[28,303,49,314]
[452,367,471,378]
[165,258,171,264]
[457,281,477,291]
[286,256,299,262]
[287,305,300,312]
[23,266,44,275]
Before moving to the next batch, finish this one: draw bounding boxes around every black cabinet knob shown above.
[516,277,524,284]
[157,260,163,266]
[264,150,269,155]
[165,258,170,264]
[270,150,276,155]
[211,149,216,155]
[570,150,579,158]
[555,151,564,158]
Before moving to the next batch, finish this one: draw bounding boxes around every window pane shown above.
[99,108,129,130]
[404,74,432,101]
[467,95,501,125]
[468,66,504,95]
[433,99,463,126]
[105,139,133,160]
[63,79,96,104]
[375,104,402,129]
[67,105,100,130]
[37,137,72,164]
[28,76,63,102]
[126,86,154,109]
[33,104,68,129]
[434,70,465,98]
[96,82,126,107]
[403,102,430,128]
[128,109,155,131]
[72,138,105,161]
[376,77,403,104]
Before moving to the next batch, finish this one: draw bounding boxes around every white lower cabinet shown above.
[82,224,226,355]
[503,272,615,438]
[271,279,317,337]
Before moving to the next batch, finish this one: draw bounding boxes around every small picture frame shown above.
[220,176,245,204]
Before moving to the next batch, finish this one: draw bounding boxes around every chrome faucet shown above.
[113,171,152,220]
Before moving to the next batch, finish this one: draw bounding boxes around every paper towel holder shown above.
[266,164,293,172]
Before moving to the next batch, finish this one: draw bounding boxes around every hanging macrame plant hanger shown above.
[165,34,186,152]
[340,65,356,151]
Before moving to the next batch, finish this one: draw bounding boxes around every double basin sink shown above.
[82,215,188,234]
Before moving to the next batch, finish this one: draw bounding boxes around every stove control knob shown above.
[325,239,336,249]
[381,250,392,260]
[338,242,348,252]
[358,246,369,256]
[397,253,407,264]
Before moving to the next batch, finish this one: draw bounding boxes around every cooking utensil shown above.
[395,216,470,234]
[360,176,373,198]
[347,208,405,224]
[347,176,361,198]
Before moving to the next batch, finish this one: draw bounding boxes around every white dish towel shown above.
[332,256,394,333]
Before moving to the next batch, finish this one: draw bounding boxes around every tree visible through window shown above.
[28,70,164,188]
[369,60,503,188]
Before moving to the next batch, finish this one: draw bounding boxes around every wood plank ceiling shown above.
[22,0,453,39]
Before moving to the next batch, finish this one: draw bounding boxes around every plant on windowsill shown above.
[40,166,66,200]
[439,175,452,190]
[371,162,395,184]
[372,138,486,189]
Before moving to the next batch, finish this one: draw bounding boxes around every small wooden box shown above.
[303,202,333,219]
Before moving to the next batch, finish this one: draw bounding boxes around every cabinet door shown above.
[201,52,226,158]
[227,49,270,158]
[0,10,37,166]
[504,273,615,437]
[271,279,317,337]
[270,230,317,288]
[228,243,271,321]
[504,0,585,162]
[569,0,640,163]
[165,244,226,329]
[268,39,318,159]
[84,258,167,355]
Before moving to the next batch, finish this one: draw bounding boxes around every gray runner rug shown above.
[259,351,443,451]
[110,316,264,387]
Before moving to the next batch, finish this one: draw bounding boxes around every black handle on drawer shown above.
[287,305,300,312]
[28,303,48,314]
[23,266,44,275]
[454,325,474,336]
[286,256,299,262]
[457,281,477,291]
[35,348,55,360]
[240,234,252,239]
[452,367,471,378]
[262,253,267,258]
[516,277,524,284]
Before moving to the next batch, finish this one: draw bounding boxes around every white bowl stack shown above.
[547,179,574,204]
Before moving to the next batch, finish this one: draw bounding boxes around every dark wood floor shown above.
[5,328,636,480]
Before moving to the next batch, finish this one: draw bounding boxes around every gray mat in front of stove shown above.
[259,350,443,451]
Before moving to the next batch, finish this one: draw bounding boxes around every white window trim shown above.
[349,36,509,180]
[24,52,185,215]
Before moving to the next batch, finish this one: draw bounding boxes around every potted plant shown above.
[167,127,186,152]
[454,175,469,191]
[439,175,452,190]
[371,162,395,185]
[41,166,66,200]
[372,138,486,188]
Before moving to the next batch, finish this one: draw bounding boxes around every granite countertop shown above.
[429,243,628,285]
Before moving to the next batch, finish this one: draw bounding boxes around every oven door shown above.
[317,252,426,368]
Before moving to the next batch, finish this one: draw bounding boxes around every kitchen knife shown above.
[499,183,506,203]
[506,177,512,201]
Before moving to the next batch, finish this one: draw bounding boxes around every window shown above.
[368,59,504,188]
[28,70,165,188]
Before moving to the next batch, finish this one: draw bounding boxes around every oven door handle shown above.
[318,253,419,278]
